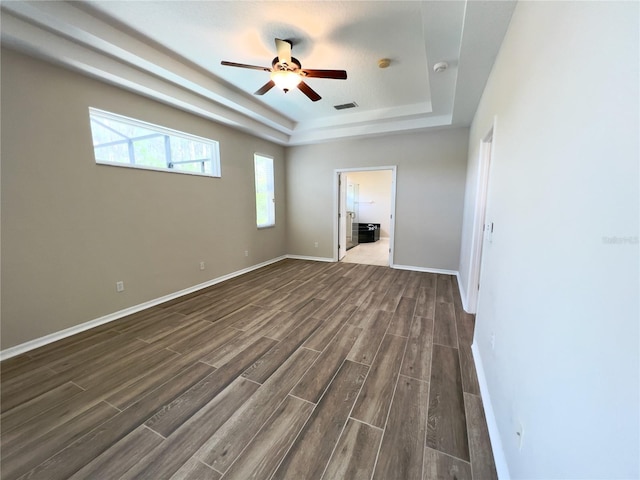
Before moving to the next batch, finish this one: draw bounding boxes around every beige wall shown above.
[345,170,392,237]
[1,49,286,349]
[1,49,469,351]
[286,128,469,270]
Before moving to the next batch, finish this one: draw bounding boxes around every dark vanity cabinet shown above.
[358,223,380,243]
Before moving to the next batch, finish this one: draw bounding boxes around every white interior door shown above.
[338,172,347,260]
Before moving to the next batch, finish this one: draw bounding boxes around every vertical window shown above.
[254,154,275,228]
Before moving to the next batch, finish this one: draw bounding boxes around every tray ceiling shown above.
[0,1,516,145]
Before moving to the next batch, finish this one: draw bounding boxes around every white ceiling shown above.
[0,0,516,145]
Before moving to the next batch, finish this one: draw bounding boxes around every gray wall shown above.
[458,2,639,477]
[286,129,469,270]
[1,49,287,349]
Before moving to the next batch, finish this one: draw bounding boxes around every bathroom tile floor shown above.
[342,237,390,266]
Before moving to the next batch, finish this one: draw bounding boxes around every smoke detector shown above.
[433,61,448,73]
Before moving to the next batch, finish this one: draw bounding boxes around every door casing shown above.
[334,166,397,265]
[466,123,495,313]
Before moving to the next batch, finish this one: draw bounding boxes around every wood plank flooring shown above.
[0,259,496,480]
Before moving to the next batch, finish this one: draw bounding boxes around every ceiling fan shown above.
[221,38,347,102]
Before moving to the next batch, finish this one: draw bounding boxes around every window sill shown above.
[96,161,220,178]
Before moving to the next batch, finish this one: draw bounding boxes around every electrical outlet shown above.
[314,241,319,248]
[490,332,496,350]
[244,250,249,257]
[116,281,124,292]
[199,261,205,271]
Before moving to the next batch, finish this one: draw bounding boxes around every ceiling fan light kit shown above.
[221,38,347,102]
[271,70,301,92]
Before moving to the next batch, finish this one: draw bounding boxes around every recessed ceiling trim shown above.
[289,114,454,146]
[0,12,292,145]
[295,102,433,132]
[0,0,516,146]
[1,1,296,133]
[451,0,517,124]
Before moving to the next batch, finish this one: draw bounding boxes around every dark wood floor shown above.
[0,259,497,480]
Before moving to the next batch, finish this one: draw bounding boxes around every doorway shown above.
[335,167,397,266]
[466,127,494,312]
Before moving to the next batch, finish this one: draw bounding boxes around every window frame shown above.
[88,107,221,178]
[254,153,276,229]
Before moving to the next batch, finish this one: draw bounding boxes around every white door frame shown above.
[466,123,495,312]
[338,172,348,260]
[333,166,398,265]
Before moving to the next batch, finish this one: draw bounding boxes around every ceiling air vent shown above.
[334,102,358,110]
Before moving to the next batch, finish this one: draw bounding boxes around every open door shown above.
[338,172,347,260]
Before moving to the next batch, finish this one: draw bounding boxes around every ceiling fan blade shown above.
[255,80,276,95]
[221,61,271,72]
[297,81,321,102]
[302,69,348,80]
[275,38,292,65]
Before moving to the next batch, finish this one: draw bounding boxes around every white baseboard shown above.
[0,256,459,361]
[457,272,470,312]
[391,264,458,276]
[285,254,334,263]
[0,255,288,361]
[471,342,511,480]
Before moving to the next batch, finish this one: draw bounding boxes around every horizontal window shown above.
[89,108,220,177]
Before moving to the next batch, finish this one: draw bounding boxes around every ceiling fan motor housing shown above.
[273,57,302,72]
